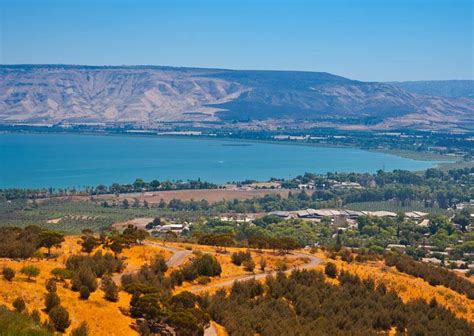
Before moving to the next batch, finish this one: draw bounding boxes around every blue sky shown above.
[0,0,472,81]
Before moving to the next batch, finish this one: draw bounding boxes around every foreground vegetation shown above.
[205,268,472,335]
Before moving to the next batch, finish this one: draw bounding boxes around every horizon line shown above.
[1,63,472,82]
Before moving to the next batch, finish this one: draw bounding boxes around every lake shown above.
[0,133,440,189]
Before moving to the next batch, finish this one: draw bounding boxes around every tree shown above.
[3,267,15,281]
[324,262,337,278]
[109,238,124,256]
[81,235,100,254]
[20,265,40,281]
[44,291,60,312]
[48,305,71,332]
[101,274,119,302]
[71,322,89,336]
[13,297,26,313]
[39,230,65,257]
[122,199,129,209]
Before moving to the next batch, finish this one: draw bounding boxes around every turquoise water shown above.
[0,133,439,189]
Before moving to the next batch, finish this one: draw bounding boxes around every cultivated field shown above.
[93,188,291,204]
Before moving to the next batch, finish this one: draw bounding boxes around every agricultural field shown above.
[0,199,194,234]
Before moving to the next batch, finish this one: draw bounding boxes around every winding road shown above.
[188,251,323,294]
[115,241,324,336]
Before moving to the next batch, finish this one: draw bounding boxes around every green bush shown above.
[45,278,57,293]
[79,286,90,300]
[44,292,60,312]
[12,297,26,313]
[231,251,252,266]
[51,268,73,280]
[20,265,40,281]
[71,322,89,336]
[2,267,15,282]
[48,305,71,332]
[325,262,338,278]
[101,275,119,302]
[243,259,256,272]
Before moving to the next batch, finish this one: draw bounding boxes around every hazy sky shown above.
[0,0,472,81]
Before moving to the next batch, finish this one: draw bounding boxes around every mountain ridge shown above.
[0,64,472,130]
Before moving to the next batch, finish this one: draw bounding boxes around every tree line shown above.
[385,253,474,299]
[204,268,473,335]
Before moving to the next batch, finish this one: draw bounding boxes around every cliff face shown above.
[0,65,473,130]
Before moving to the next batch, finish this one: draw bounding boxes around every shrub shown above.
[150,255,168,274]
[44,292,60,312]
[48,306,71,332]
[192,254,221,277]
[340,249,354,263]
[71,322,89,336]
[2,267,15,282]
[179,254,222,282]
[51,268,73,280]
[259,258,267,272]
[101,275,119,302]
[79,286,90,300]
[20,265,40,281]
[196,276,211,285]
[71,266,97,292]
[231,251,252,266]
[12,297,26,313]
[325,262,338,278]
[45,278,57,293]
[30,309,41,323]
[243,259,256,272]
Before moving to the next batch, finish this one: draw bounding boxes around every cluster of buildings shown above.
[269,208,429,226]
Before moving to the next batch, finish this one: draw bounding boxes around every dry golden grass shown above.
[315,251,474,323]
[0,236,177,335]
[12,236,471,335]
[0,236,307,335]
[121,243,173,274]
[173,244,307,295]
[212,321,229,336]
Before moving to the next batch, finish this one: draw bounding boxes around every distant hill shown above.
[390,80,474,98]
[0,65,473,130]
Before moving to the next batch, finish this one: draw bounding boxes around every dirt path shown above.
[112,241,192,284]
[143,240,193,267]
[204,324,217,336]
[189,251,324,294]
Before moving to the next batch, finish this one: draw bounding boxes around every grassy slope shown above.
[313,251,474,322]
[0,306,51,336]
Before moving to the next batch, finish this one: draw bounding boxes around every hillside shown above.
[391,80,474,99]
[1,65,473,130]
[0,235,472,335]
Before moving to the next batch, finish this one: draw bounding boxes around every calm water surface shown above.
[0,133,439,188]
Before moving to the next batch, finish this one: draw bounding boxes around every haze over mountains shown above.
[0,65,473,131]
